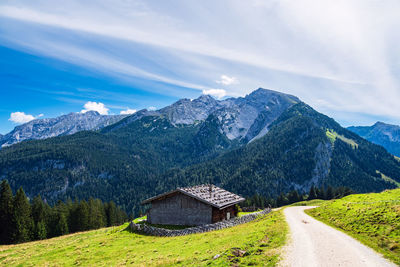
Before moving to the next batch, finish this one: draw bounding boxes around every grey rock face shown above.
[105,88,300,143]
[157,88,300,142]
[1,88,300,147]
[159,95,220,124]
[1,111,126,148]
[217,88,300,141]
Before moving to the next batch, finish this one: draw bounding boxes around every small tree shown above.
[32,195,47,240]
[288,190,301,204]
[36,221,47,240]
[55,213,69,236]
[12,187,34,243]
[325,186,334,200]
[308,186,317,200]
[105,201,118,227]
[316,187,325,200]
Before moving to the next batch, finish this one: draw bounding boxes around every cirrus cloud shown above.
[80,101,109,115]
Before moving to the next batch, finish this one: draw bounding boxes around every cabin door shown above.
[227,212,230,220]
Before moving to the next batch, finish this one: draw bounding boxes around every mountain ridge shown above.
[348,121,400,157]
[2,88,299,148]
[0,88,399,215]
[0,111,127,148]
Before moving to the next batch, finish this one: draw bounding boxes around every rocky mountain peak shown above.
[246,88,300,102]
[1,111,126,148]
[1,88,302,148]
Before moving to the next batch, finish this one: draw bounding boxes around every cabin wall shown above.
[148,193,212,225]
[212,205,237,223]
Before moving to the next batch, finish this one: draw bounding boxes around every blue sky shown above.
[1,0,400,134]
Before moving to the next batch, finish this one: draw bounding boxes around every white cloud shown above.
[148,106,157,111]
[80,101,109,115]
[202,89,227,99]
[2,1,400,124]
[120,108,137,115]
[9,112,36,124]
[216,75,238,85]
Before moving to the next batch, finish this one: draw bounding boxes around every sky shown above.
[1,0,400,134]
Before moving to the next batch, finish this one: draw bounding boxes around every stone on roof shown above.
[141,184,245,209]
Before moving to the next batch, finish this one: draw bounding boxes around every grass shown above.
[238,210,262,217]
[288,199,326,207]
[0,210,288,266]
[306,189,400,265]
[326,129,358,148]
[133,215,147,223]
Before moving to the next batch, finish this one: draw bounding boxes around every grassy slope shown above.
[0,210,287,266]
[288,199,326,207]
[306,189,400,265]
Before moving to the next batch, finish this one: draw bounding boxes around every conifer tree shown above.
[316,186,325,200]
[32,195,47,240]
[326,186,334,200]
[0,180,14,244]
[12,187,34,243]
[288,190,301,203]
[75,200,89,231]
[55,213,69,236]
[88,198,106,229]
[36,221,47,240]
[308,186,317,200]
[105,201,118,226]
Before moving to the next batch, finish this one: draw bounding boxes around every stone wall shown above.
[129,208,271,237]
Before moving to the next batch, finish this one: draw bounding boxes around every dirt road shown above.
[280,206,396,267]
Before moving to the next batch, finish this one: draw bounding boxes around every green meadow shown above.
[0,210,287,266]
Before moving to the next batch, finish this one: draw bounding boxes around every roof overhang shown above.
[141,188,245,210]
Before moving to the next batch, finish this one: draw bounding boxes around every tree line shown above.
[0,180,128,245]
[241,185,354,209]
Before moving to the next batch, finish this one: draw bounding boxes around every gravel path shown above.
[280,206,396,267]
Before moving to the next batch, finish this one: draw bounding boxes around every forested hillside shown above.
[0,115,235,214]
[162,103,400,197]
[0,97,399,216]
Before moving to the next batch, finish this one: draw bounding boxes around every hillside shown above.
[0,115,233,213]
[163,103,400,197]
[348,122,400,157]
[307,189,400,265]
[0,210,287,266]
[1,89,400,215]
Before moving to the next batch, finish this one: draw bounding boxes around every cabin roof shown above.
[141,184,245,209]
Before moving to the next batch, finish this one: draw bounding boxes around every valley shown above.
[0,89,399,216]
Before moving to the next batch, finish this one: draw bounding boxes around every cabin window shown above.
[227,212,231,220]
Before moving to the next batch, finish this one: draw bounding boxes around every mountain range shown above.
[348,122,400,157]
[0,111,126,148]
[0,88,399,215]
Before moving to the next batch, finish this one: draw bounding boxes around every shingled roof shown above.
[141,184,245,209]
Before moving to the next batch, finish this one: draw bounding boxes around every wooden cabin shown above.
[141,184,245,226]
